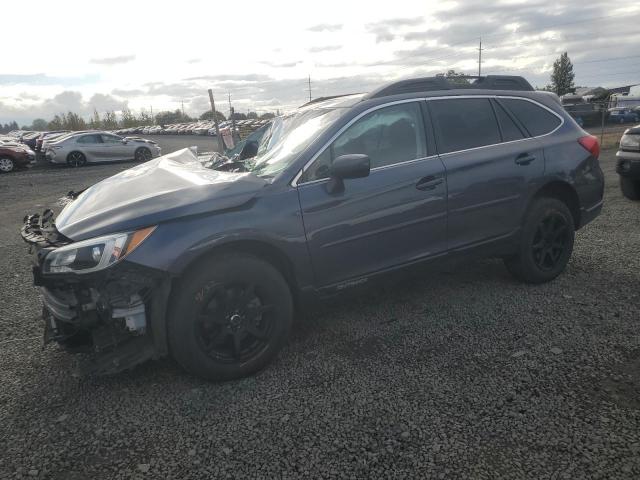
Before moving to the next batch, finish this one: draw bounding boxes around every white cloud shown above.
[2,0,639,123]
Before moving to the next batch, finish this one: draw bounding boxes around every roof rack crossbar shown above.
[366,75,534,100]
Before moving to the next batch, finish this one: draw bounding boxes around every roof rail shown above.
[299,93,360,108]
[366,75,534,99]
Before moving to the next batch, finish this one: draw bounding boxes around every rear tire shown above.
[0,157,15,173]
[168,253,293,381]
[135,147,152,162]
[66,151,86,167]
[620,177,640,200]
[504,197,575,284]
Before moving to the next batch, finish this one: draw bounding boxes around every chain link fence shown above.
[564,100,638,149]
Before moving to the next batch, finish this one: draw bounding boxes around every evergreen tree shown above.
[89,109,102,129]
[121,107,136,128]
[102,111,118,129]
[549,52,575,96]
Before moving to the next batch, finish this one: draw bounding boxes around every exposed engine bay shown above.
[21,206,171,375]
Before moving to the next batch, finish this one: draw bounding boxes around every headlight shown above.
[620,134,640,150]
[43,226,155,274]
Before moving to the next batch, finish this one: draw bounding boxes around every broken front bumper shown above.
[22,211,171,375]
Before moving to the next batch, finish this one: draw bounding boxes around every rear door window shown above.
[500,98,561,137]
[77,134,102,144]
[429,98,501,153]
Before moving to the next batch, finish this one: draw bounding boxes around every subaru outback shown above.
[21,75,604,380]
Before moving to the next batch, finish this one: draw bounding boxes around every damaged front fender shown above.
[22,211,172,375]
[40,262,172,376]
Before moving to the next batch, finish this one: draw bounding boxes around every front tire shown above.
[66,151,86,167]
[0,157,15,173]
[168,253,293,381]
[620,177,640,200]
[504,198,575,284]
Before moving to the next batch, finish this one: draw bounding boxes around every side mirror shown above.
[327,154,370,193]
[121,139,128,144]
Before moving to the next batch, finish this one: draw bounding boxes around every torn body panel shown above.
[22,213,171,375]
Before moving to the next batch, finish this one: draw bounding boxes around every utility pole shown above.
[181,100,185,118]
[208,89,225,153]
[478,38,484,77]
[150,105,153,124]
[307,75,312,102]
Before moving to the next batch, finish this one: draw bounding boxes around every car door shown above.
[75,134,105,162]
[100,134,129,161]
[427,96,545,251]
[296,100,448,288]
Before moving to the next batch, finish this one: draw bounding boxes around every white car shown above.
[45,132,161,167]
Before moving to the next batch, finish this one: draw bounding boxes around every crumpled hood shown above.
[56,148,267,240]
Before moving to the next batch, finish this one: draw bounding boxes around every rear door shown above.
[428,96,545,251]
[296,100,448,287]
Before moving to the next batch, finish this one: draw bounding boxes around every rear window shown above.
[430,98,501,153]
[501,98,561,137]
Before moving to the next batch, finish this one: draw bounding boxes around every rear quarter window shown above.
[501,98,562,137]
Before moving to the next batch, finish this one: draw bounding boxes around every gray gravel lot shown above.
[0,149,639,479]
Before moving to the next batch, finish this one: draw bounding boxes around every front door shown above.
[296,101,448,287]
[100,134,130,161]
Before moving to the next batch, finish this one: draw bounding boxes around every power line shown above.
[379,10,639,73]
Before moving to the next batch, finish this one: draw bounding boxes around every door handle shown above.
[515,153,536,165]
[416,175,444,191]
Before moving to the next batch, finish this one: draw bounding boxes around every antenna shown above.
[478,38,484,77]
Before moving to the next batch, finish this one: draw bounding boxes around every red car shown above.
[0,144,36,173]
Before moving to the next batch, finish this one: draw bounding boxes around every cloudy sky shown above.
[1,0,639,124]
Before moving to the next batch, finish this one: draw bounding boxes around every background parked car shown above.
[45,132,162,167]
[608,108,639,124]
[20,131,41,150]
[616,124,640,200]
[35,130,70,152]
[0,144,36,172]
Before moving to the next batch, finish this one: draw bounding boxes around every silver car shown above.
[45,132,162,166]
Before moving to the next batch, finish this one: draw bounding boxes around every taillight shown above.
[578,135,600,159]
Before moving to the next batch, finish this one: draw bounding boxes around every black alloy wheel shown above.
[504,197,575,284]
[168,253,293,380]
[66,151,86,167]
[135,147,152,162]
[194,283,275,363]
[531,212,570,272]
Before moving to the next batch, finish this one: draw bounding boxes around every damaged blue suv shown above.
[22,75,604,380]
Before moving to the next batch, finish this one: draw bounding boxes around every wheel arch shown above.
[530,180,581,229]
[174,239,300,302]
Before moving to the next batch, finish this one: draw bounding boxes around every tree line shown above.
[0,108,277,134]
[0,52,589,135]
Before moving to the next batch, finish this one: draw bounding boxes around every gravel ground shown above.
[0,149,639,479]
